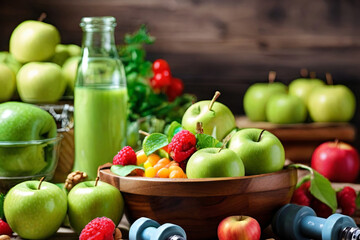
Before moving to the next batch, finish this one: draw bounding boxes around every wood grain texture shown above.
[99,167,297,239]
[1,0,359,146]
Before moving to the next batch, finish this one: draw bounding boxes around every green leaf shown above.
[289,164,337,213]
[167,121,183,141]
[142,133,169,156]
[356,192,360,209]
[0,193,4,219]
[196,133,223,150]
[111,165,145,177]
[309,170,337,212]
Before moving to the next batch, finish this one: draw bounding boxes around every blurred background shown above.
[1,0,359,143]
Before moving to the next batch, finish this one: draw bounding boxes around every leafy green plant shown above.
[117,25,194,149]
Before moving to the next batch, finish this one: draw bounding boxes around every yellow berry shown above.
[169,170,186,178]
[136,150,147,166]
[144,160,152,169]
[147,154,161,166]
[157,168,170,178]
[145,167,156,178]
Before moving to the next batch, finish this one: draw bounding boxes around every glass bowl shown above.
[0,135,63,193]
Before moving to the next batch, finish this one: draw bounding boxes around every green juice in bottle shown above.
[73,17,127,179]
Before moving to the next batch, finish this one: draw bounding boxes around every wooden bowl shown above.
[99,167,297,240]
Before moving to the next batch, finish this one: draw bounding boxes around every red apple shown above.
[217,216,261,240]
[311,141,360,182]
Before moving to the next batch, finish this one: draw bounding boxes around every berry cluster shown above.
[168,130,197,163]
[291,181,357,218]
[112,130,199,178]
[142,154,187,178]
[150,59,184,101]
[79,217,116,240]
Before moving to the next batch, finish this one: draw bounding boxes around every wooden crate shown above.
[236,116,357,164]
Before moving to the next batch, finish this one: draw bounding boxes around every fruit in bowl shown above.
[98,91,295,239]
[0,102,61,192]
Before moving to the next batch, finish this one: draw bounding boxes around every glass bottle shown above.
[73,16,127,179]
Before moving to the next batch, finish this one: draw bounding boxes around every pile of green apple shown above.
[0,19,81,103]
[243,71,356,124]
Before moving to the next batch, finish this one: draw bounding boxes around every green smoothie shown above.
[74,86,127,179]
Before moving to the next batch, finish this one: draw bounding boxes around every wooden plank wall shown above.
[1,0,359,136]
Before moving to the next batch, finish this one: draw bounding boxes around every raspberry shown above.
[79,217,115,240]
[337,186,357,216]
[311,198,333,218]
[113,146,137,166]
[0,219,12,236]
[168,130,196,163]
[291,181,312,206]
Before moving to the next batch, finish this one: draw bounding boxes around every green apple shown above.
[0,51,22,74]
[4,180,67,239]
[51,44,82,66]
[228,128,285,175]
[51,44,71,66]
[67,180,124,233]
[186,148,245,178]
[0,63,16,102]
[0,102,57,176]
[10,20,60,63]
[243,82,287,122]
[266,94,307,124]
[288,78,324,105]
[182,92,236,141]
[17,62,66,103]
[62,56,80,94]
[308,85,356,122]
[67,44,82,57]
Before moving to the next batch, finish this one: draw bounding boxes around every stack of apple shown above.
[0,19,81,103]
[114,91,286,179]
[244,71,356,124]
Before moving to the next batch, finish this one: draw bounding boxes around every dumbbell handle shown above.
[142,226,185,240]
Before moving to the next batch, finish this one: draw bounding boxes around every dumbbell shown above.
[129,217,187,240]
[272,203,360,240]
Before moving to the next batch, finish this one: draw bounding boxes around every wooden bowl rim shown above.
[99,167,297,197]
[100,167,294,182]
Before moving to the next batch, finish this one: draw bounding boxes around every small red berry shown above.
[311,198,333,218]
[79,217,115,240]
[337,186,357,216]
[168,130,196,163]
[0,219,13,236]
[152,59,170,73]
[166,78,184,101]
[113,146,137,166]
[291,181,312,206]
[151,71,171,89]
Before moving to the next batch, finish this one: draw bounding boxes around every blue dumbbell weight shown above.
[129,217,187,240]
[272,203,360,240]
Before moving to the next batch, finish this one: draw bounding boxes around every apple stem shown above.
[196,122,204,134]
[268,71,276,83]
[218,133,232,153]
[309,71,316,79]
[139,130,150,137]
[335,138,339,147]
[326,73,333,85]
[300,68,309,78]
[37,13,47,22]
[257,129,266,142]
[208,91,221,111]
[38,177,45,190]
[95,177,100,187]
